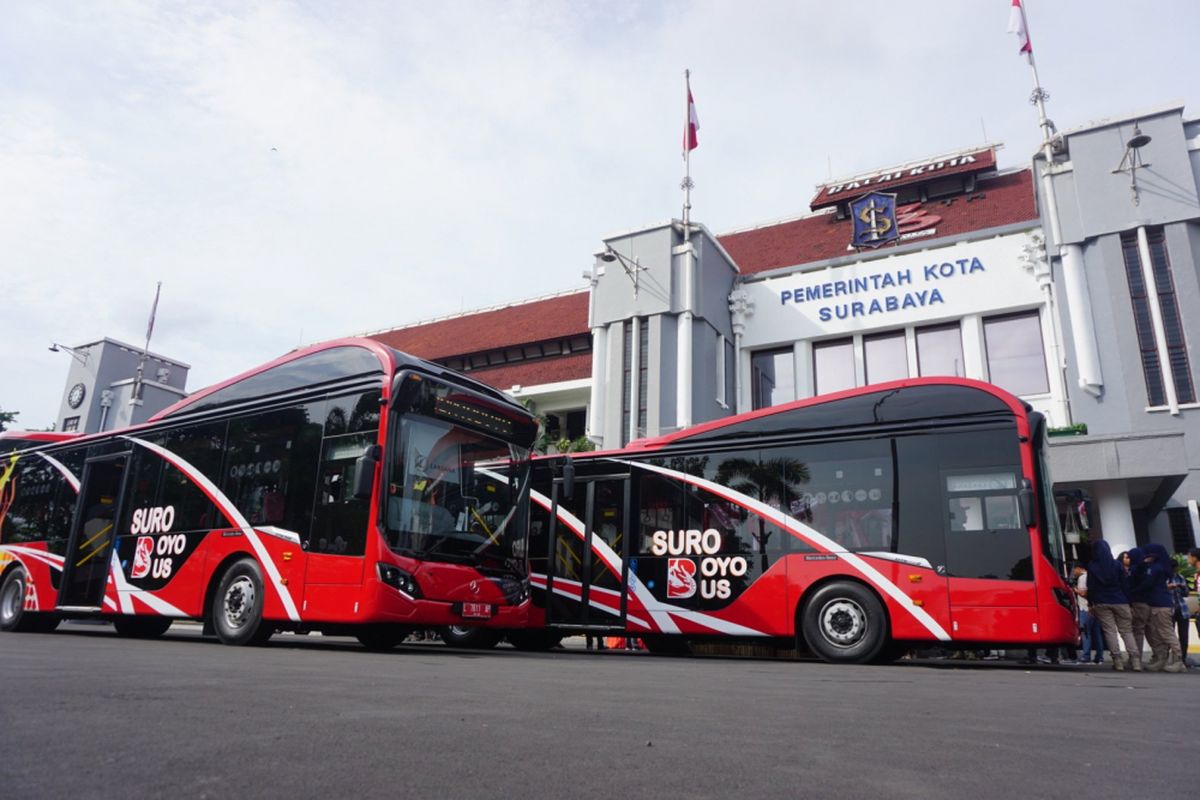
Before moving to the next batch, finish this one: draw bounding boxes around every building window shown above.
[1166,507,1196,553]
[62,416,80,432]
[637,319,649,437]
[750,347,794,410]
[813,338,855,396]
[621,320,633,445]
[1120,230,1196,406]
[864,332,908,385]
[1147,231,1195,404]
[916,323,964,377]
[983,311,1049,395]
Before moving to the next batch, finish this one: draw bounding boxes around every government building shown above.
[364,101,1200,555]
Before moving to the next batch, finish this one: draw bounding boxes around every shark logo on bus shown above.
[667,558,697,599]
[131,536,154,579]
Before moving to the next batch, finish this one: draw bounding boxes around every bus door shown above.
[58,452,131,610]
[546,475,629,629]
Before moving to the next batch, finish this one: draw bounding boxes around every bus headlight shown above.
[378,563,422,599]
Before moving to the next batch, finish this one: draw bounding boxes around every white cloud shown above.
[1,0,1198,428]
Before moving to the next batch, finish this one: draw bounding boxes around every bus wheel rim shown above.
[819,598,867,647]
[1,576,22,623]
[223,576,256,629]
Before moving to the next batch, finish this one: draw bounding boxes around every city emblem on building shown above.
[850,191,900,249]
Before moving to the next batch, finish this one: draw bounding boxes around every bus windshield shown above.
[385,414,529,570]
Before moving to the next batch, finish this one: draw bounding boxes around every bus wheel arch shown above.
[0,564,59,634]
[208,556,274,646]
[796,577,890,664]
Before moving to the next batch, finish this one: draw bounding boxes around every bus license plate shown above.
[461,602,493,619]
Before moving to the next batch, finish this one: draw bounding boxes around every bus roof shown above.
[584,377,1030,457]
[150,337,528,424]
[0,431,79,452]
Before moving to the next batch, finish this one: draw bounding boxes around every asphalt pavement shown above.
[0,622,1194,799]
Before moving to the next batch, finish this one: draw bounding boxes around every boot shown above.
[1130,653,1143,672]
[1111,652,1125,671]
[1146,651,1167,672]
[1163,652,1186,673]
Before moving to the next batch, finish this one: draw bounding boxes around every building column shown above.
[728,289,755,413]
[1059,243,1104,396]
[587,325,607,446]
[1094,480,1137,552]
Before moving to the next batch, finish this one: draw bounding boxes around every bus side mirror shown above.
[1018,479,1035,529]
[353,445,382,500]
[561,456,575,501]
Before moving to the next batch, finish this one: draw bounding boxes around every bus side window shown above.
[1,460,57,545]
[935,428,1032,581]
[155,421,226,531]
[311,432,373,556]
[223,406,322,542]
[46,447,86,555]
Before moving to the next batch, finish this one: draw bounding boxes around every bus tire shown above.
[440,625,502,649]
[113,615,174,639]
[211,559,274,646]
[0,567,57,633]
[506,630,562,651]
[356,625,411,651]
[801,581,887,664]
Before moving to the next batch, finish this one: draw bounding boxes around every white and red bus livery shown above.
[0,339,541,649]
[514,378,1077,663]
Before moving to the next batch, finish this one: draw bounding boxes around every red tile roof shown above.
[719,169,1037,276]
[458,352,593,390]
[367,290,589,360]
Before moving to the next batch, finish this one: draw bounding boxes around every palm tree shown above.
[715,455,809,571]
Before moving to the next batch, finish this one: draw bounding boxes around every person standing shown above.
[1088,539,1140,671]
[1073,564,1104,665]
[1143,544,1185,672]
[1166,559,1190,664]
[1126,547,1151,662]
[1189,549,1200,645]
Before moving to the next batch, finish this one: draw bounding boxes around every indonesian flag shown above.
[683,85,699,154]
[1008,0,1032,60]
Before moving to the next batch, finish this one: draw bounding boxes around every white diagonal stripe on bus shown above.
[108,550,186,617]
[37,452,80,493]
[122,436,301,622]
[621,459,952,642]
[526,487,680,634]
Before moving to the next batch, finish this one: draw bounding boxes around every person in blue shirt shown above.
[1165,559,1190,666]
[1126,547,1151,662]
[1143,544,1185,672]
[1086,539,1140,671]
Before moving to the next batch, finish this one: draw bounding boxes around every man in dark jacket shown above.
[1143,544,1185,672]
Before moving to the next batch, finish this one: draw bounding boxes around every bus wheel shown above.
[506,630,563,651]
[440,626,502,649]
[801,581,886,664]
[212,559,274,646]
[113,616,174,639]
[0,568,57,633]
[356,625,411,651]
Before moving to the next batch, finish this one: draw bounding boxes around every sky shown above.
[2,0,1198,429]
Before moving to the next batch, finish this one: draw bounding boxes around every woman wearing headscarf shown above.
[1143,544,1185,672]
[1087,539,1140,671]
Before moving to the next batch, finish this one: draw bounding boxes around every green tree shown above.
[0,407,17,433]
[715,455,809,571]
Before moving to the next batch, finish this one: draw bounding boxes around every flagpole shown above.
[131,281,162,406]
[682,69,693,238]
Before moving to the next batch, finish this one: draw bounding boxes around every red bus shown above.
[494,378,1077,663]
[0,339,541,649]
